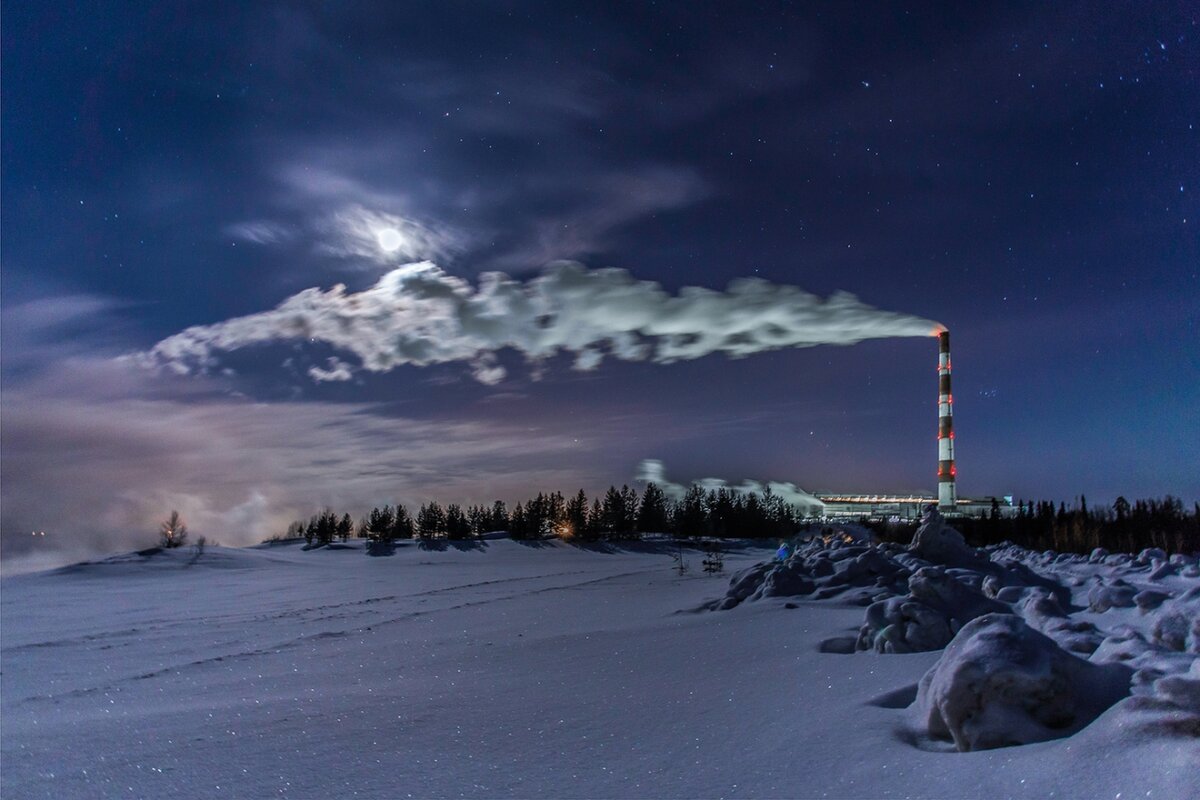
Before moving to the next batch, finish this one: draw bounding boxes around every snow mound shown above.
[702,537,909,610]
[1104,659,1200,740]
[48,545,256,576]
[1011,587,1104,655]
[1148,587,1200,653]
[857,566,1008,653]
[907,507,986,568]
[1150,659,1200,714]
[698,507,1200,754]
[914,613,1133,751]
[1087,578,1138,611]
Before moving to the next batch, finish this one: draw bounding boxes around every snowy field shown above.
[2,524,1197,799]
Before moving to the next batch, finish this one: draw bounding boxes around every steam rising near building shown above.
[642,327,1012,522]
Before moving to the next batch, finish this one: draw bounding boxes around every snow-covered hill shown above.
[2,531,1196,799]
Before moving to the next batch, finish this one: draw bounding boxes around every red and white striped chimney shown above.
[937,330,957,511]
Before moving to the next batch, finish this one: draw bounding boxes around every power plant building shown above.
[796,329,1013,521]
[811,493,1015,521]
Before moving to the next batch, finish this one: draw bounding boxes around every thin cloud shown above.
[316,204,459,266]
[226,220,297,245]
[308,357,355,382]
[0,358,597,572]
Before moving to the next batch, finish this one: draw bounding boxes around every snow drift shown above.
[707,507,1200,753]
[913,613,1132,751]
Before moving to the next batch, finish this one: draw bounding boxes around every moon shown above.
[375,227,404,253]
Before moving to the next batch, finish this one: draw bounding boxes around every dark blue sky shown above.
[3,1,1197,563]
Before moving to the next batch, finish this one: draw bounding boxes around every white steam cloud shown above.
[139,261,943,384]
[635,459,826,516]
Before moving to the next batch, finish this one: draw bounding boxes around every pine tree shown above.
[620,485,639,535]
[1113,496,1130,522]
[637,483,669,533]
[509,502,527,539]
[547,491,566,533]
[601,486,624,538]
[367,506,396,542]
[417,501,446,539]
[467,505,489,537]
[445,504,470,540]
[159,510,189,549]
[710,489,734,537]
[587,498,604,540]
[762,485,791,537]
[490,500,509,532]
[392,504,414,539]
[677,485,710,538]
[315,508,338,545]
[337,513,353,542]
[565,490,589,539]
[526,493,548,538]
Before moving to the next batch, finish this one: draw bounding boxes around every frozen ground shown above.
[2,529,1197,799]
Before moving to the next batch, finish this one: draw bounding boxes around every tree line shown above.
[282,482,806,546]
[871,495,1200,555]
[281,490,1198,555]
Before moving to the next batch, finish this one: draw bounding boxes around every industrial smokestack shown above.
[937,329,957,511]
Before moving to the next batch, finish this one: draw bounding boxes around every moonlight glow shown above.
[375,227,404,253]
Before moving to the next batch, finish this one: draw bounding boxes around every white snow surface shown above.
[2,534,1197,799]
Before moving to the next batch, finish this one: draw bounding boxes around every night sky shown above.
[3,2,1197,565]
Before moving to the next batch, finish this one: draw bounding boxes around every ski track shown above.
[4,567,607,654]
[11,565,662,705]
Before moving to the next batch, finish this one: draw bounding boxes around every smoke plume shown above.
[140,261,942,384]
[635,459,826,516]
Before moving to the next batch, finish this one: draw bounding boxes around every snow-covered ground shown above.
[2,526,1197,799]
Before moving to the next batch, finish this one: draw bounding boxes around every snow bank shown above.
[913,614,1133,751]
[702,506,1200,757]
[704,538,907,611]
[3,532,1196,797]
